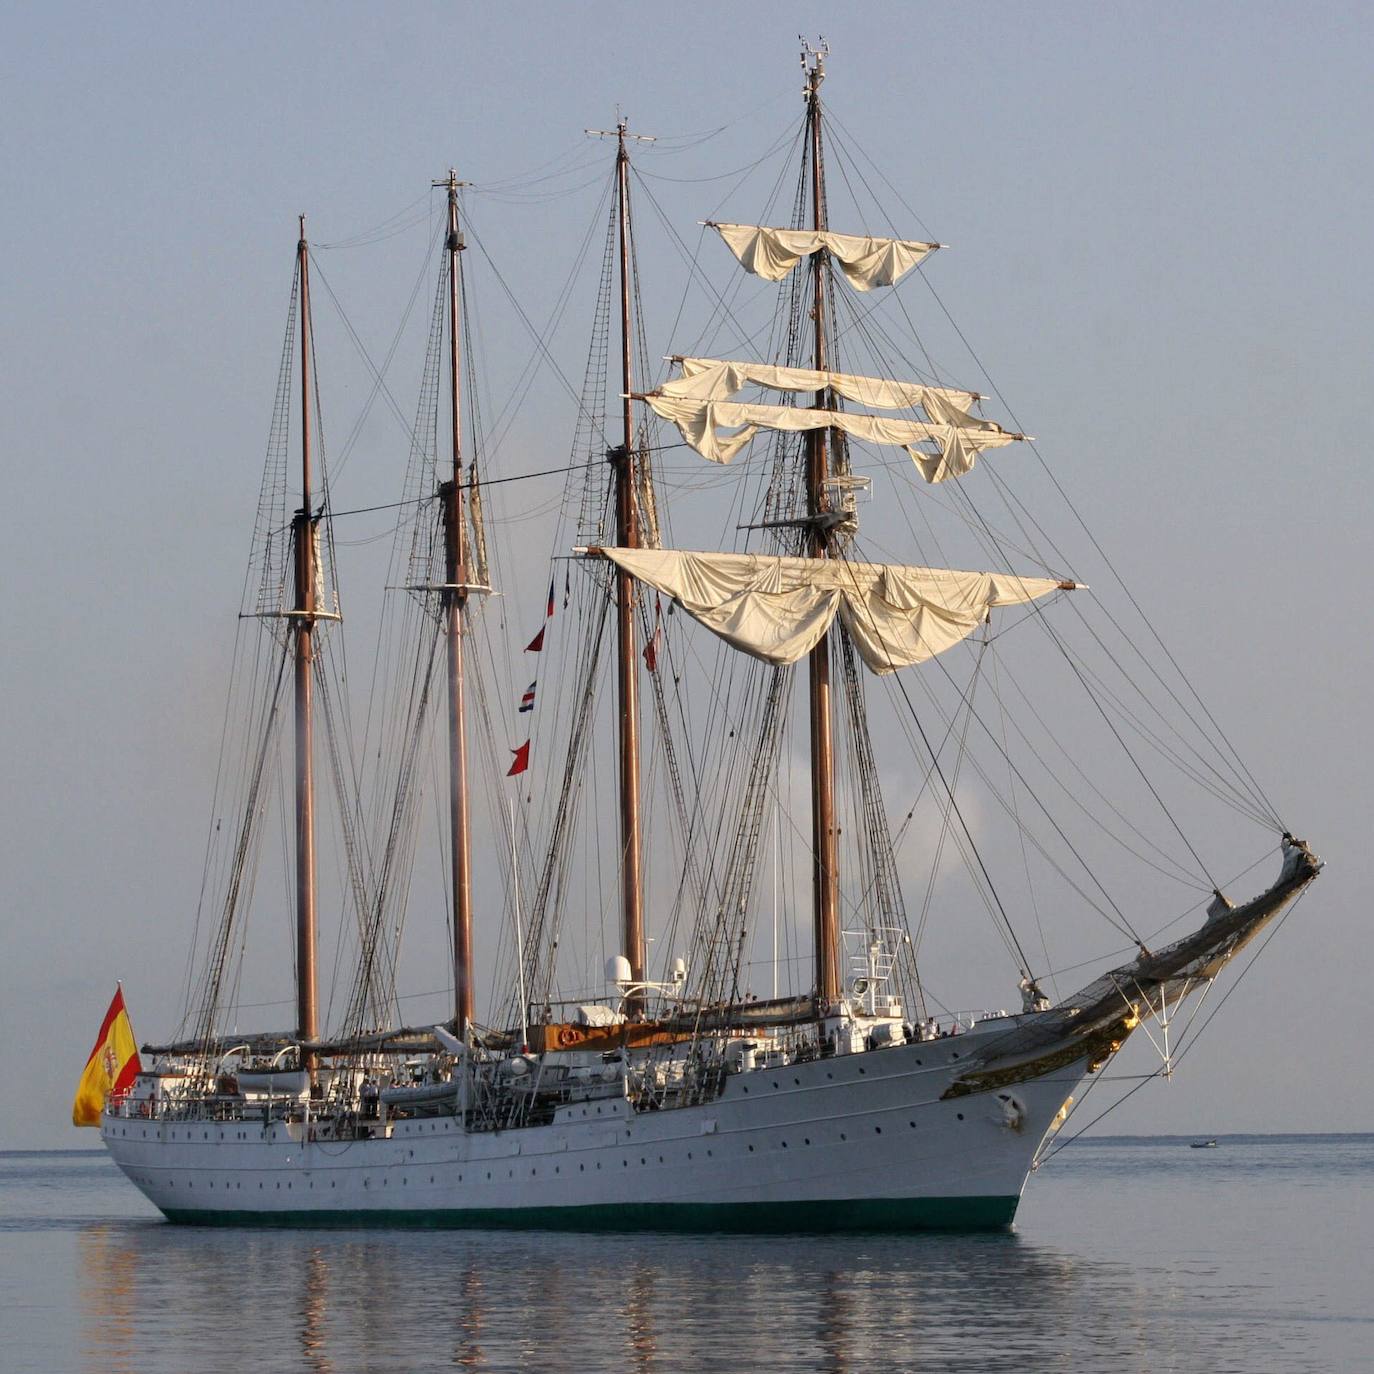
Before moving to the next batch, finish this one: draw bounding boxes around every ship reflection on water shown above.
[48,1139,1373,1371]
[78,1220,1117,1374]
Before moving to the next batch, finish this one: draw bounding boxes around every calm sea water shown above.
[2,1135,1369,1373]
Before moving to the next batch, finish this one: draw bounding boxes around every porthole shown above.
[957,1112,964,1121]
[874,1126,882,1135]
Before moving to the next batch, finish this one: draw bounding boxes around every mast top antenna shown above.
[586,116,656,144]
[432,169,471,192]
[800,35,828,90]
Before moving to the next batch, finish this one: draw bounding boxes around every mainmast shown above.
[293,217,319,1059]
[588,119,655,1010]
[612,121,646,1013]
[435,170,475,1034]
[804,47,841,1009]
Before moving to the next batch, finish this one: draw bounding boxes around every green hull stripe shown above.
[160,1194,1019,1234]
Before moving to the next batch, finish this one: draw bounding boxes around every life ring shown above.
[557,1026,579,1048]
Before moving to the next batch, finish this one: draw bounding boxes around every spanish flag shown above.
[72,986,141,1127]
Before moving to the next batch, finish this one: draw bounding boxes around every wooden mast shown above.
[804,48,841,1009]
[436,170,475,1034]
[612,121,646,1014]
[293,216,319,1061]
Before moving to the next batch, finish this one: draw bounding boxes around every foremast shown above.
[625,43,1037,1024]
[804,48,841,1010]
[293,217,319,1064]
[435,170,476,1035]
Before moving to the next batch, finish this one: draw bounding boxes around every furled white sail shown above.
[664,357,979,413]
[643,392,1021,478]
[597,547,1071,673]
[709,223,939,291]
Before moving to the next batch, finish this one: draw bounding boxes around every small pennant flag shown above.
[518,681,537,713]
[508,740,531,776]
[563,568,571,609]
[522,574,555,648]
[72,986,141,1126]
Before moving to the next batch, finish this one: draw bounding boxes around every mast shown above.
[293,217,319,1059]
[804,46,841,1009]
[613,121,646,1013]
[435,170,475,1034]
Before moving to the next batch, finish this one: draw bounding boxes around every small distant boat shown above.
[1191,1139,1219,1149]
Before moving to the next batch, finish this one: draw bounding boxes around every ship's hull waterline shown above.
[102,1032,1085,1233]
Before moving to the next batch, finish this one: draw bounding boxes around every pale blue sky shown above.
[3,2,1370,1148]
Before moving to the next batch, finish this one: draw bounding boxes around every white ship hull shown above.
[102,1028,1086,1231]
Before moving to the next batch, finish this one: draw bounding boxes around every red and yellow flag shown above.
[72,986,141,1127]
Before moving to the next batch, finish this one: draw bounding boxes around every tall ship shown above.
[88,48,1320,1229]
